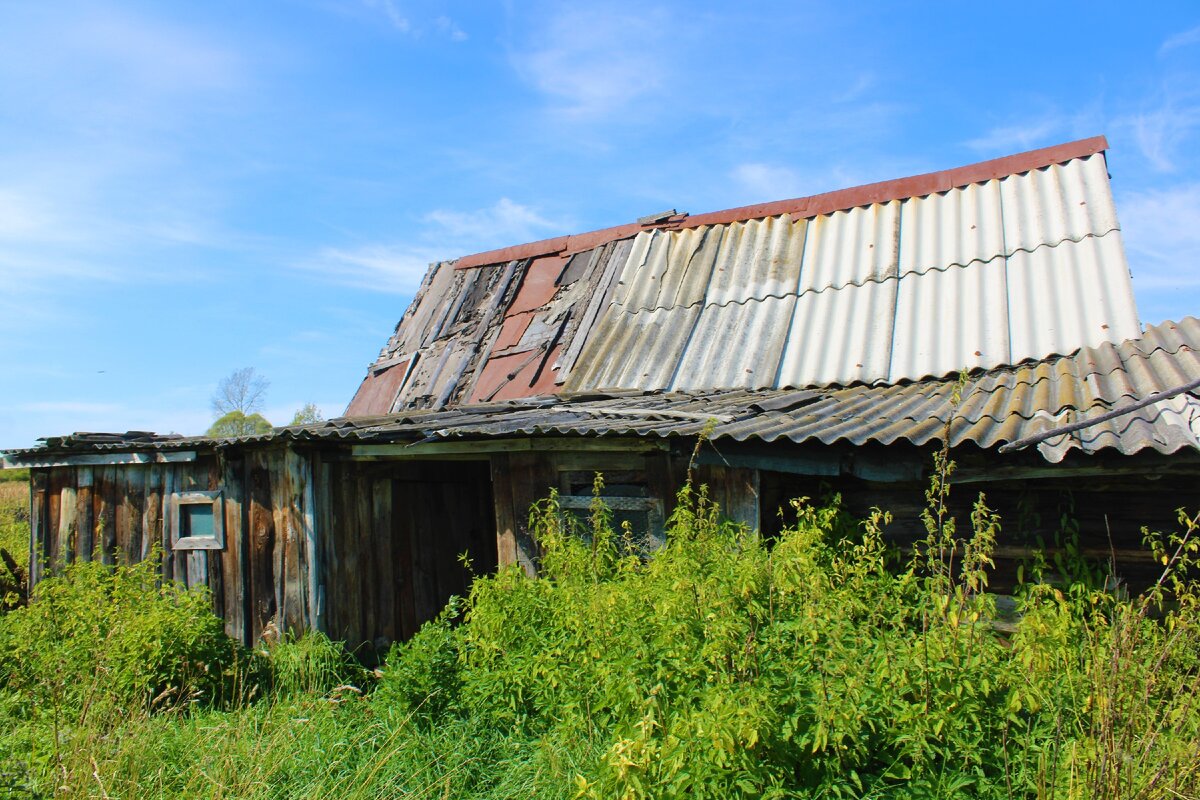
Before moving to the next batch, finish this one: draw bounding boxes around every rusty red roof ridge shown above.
[453,135,1109,271]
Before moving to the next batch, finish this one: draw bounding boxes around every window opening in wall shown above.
[170,490,225,551]
[557,470,665,551]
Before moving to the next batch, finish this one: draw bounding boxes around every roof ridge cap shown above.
[453,135,1109,270]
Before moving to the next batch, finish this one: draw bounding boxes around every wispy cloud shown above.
[361,0,410,33]
[510,5,672,118]
[965,118,1065,155]
[1120,183,1200,286]
[729,164,806,202]
[434,15,467,42]
[309,244,439,294]
[1120,97,1200,173]
[424,197,565,247]
[1160,24,1200,56]
[304,198,568,293]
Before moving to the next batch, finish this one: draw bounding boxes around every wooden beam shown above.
[351,437,667,459]
[3,451,197,468]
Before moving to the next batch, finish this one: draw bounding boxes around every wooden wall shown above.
[316,459,496,660]
[757,463,1200,594]
[28,446,317,647]
[28,438,1195,652]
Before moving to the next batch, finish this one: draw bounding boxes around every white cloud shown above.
[510,5,672,118]
[1160,25,1200,56]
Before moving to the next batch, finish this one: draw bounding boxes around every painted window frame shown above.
[170,489,225,551]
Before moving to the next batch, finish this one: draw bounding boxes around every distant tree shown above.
[289,403,324,426]
[206,411,273,438]
[211,368,269,418]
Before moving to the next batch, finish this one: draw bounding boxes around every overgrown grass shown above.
[0,466,1198,799]
[0,481,28,611]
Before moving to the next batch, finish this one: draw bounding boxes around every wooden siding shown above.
[28,448,318,647]
[316,458,496,660]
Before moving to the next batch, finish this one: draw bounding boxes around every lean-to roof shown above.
[11,319,1198,466]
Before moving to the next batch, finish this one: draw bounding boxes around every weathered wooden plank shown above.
[269,452,292,633]
[357,470,377,653]
[186,551,208,592]
[123,467,147,564]
[315,459,334,634]
[372,477,396,646]
[55,475,77,567]
[405,478,440,629]
[8,451,198,468]
[96,466,118,566]
[29,471,48,586]
[45,470,65,567]
[335,463,360,647]
[279,449,305,635]
[75,467,94,563]
[247,451,276,643]
[139,465,159,563]
[219,455,248,645]
[393,477,417,640]
[160,466,176,583]
[490,454,518,568]
[506,452,555,575]
[300,454,319,631]
[351,437,667,459]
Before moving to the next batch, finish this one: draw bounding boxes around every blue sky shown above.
[3,1,1200,448]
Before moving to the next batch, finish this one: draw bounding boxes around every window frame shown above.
[170,489,225,551]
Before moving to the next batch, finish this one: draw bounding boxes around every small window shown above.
[170,490,224,551]
[556,494,665,551]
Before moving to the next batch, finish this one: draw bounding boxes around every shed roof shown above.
[11,318,1197,466]
[349,136,1140,415]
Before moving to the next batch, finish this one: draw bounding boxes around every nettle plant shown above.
[378,443,1200,799]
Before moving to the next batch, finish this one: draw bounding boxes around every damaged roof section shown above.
[348,136,1140,416]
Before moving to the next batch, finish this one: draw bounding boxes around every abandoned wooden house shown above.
[5,135,1199,656]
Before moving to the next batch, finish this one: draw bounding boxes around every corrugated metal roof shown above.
[566,153,1139,392]
[15,319,1193,467]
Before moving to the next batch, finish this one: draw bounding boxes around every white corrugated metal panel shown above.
[1006,231,1140,362]
[797,202,900,292]
[998,154,1119,253]
[889,258,1011,381]
[776,280,900,387]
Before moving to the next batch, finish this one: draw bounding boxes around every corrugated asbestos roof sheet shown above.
[346,138,1141,416]
[568,153,1139,391]
[17,319,1195,466]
